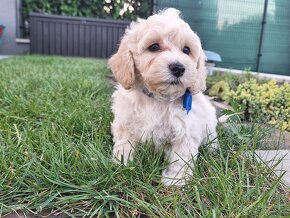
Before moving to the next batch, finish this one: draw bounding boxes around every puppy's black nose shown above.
[169,62,185,78]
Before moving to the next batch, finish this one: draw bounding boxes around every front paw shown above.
[162,176,186,186]
[162,170,187,186]
[112,149,133,165]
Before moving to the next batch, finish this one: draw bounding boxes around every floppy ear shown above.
[108,38,135,89]
[189,50,207,95]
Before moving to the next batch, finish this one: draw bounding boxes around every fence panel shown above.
[30,13,130,58]
[259,0,290,75]
[155,0,290,75]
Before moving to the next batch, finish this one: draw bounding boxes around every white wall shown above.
[0,0,29,55]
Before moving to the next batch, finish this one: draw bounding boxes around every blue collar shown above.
[183,89,192,114]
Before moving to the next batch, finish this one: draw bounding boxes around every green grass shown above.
[0,55,289,217]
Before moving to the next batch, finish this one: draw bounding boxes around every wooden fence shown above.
[29,13,130,58]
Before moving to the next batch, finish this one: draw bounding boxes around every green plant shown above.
[228,79,290,131]
[206,70,256,92]
[206,69,270,93]
[208,80,231,101]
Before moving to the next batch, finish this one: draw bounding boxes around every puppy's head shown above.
[109,8,207,101]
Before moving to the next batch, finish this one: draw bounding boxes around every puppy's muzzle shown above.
[168,62,185,78]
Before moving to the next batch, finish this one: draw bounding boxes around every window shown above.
[15,0,28,39]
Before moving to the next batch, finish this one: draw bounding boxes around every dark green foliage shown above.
[23,0,152,19]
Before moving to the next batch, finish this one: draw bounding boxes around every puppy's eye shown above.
[183,46,190,55]
[148,43,160,52]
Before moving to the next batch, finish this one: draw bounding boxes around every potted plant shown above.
[0,24,5,47]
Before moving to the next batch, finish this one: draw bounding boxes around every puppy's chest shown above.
[127,104,189,143]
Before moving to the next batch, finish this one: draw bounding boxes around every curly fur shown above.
[109,8,218,186]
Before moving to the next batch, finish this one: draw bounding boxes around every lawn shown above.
[0,56,289,217]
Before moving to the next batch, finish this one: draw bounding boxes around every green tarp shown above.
[155,0,290,76]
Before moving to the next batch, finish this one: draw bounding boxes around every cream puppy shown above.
[109,8,218,186]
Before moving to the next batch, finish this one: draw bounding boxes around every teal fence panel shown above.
[155,0,290,76]
[259,0,290,75]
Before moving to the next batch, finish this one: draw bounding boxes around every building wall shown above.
[0,0,29,55]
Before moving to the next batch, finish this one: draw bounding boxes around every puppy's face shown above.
[109,8,207,101]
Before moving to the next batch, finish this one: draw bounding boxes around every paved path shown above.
[0,55,13,60]
[210,98,290,187]
[255,150,290,187]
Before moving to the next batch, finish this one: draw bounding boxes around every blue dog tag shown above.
[183,89,192,114]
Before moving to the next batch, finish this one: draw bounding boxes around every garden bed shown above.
[206,70,290,133]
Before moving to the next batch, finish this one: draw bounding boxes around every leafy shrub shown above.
[206,70,260,93]
[23,0,152,20]
[227,79,290,131]
[208,80,230,101]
